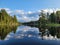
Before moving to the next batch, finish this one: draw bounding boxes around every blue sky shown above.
[0,0,60,11]
[0,0,60,22]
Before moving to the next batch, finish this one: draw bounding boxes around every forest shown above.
[0,9,19,26]
[39,10,60,28]
[23,10,60,28]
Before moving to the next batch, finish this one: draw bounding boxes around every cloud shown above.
[1,8,60,22]
[0,8,10,10]
[27,11,33,14]
[17,16,31,22]
[15,10,25,15]
[41,8,60,13]
[37,10,41,12]
[13,9,40,22]
[41,9,54,13]
[0,8,13,14]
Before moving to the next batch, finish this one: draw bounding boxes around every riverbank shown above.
[47,23,60,27]
[0,22,21,27]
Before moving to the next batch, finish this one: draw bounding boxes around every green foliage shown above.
[0,9,19,25]
[14,15,17,22]
[47,23,60,27]
[38,10,60,28]
[39,11,47,29]
[22,10,60,28]
[49,12,56,23]
[56,11,60,16]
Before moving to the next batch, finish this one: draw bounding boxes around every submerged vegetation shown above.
[0,9,20,26]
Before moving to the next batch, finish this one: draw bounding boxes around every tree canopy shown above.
[0,9,18,26]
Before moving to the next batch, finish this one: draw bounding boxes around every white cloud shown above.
[1,8,60,22]
[15,8,60,22]
[41,9,54,13]
[37,10,41,12]
[23,16,28,19]
[56,8,60,11]
[42,8,60,13]
[15,10,25,15]
[0,8,12,14]
[6,10,13,14]
[0,8,10,11]
[4,8,10,11]
[55,8,60,13]
[17,16,31,22]
[27,11,33,14]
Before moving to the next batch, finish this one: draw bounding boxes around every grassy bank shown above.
[47,23,60,27]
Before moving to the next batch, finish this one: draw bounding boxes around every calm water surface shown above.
[0,25,60,45]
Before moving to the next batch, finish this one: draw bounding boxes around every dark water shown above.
[0,25,60,45]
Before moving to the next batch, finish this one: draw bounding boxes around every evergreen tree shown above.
[39,10,47,29]
[0,9,19,25]
[49,12,56,23]
[14,15,17,22]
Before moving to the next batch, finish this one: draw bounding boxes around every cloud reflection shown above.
[4,26,60,41]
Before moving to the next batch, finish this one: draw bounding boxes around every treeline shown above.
[0,9,19,26]
[23,10,60,28]
[39,10,60,28]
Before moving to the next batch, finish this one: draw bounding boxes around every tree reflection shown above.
[39,27,60,39]
[49,27,56,37]
[0,26,18,40]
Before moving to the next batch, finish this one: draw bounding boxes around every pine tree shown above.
[14,15,17,22]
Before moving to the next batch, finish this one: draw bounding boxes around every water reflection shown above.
[0,26,18,40]
[0,25,60,41]
[49,27,60,39]
[39,27,60,40]
[0,25,60,45]
[5,25,39,40]
[0,25,59,41]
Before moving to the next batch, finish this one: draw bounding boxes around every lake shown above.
[0,25,60,45]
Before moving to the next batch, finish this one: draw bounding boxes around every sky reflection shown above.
[4,25,60,41]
